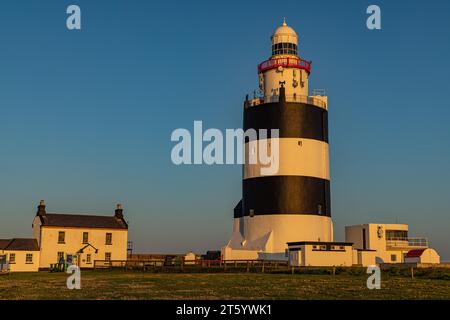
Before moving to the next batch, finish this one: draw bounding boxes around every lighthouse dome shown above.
[271,19,298,56]
[271,19,298,45]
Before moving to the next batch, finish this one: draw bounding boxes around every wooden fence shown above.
[94,259,289,273]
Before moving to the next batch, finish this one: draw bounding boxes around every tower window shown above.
[272,43,297,56]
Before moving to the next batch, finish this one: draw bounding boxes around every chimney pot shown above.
[115,203,124,218]
[37,200,46,216]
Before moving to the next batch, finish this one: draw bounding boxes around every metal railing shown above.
[258,57,311,73]
[249,94,327,109]
[312,88,326,96]
[386,237,428,248]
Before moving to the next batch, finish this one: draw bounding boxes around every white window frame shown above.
[25,253,33,264]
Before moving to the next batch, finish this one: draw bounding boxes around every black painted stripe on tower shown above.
[239,175,331,218]
[244,102,328,142]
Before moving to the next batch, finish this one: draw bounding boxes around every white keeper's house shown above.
[0,201,128,272]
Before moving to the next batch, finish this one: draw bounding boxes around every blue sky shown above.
[0,0,449,259]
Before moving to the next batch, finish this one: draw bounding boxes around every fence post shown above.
[332,266,336,275]
[246,261,250,273]
[261,261,265,273]
[291,266,294,274]
[411,267,414,279]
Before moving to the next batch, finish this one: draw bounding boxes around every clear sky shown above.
[0,0,449,259]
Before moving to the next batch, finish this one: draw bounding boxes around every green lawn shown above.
[0,270,449,300]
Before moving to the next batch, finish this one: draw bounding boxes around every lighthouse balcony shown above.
[258,57,311,73]
[249,94,327,109]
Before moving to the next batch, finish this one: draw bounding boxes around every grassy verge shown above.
[0,269,449,300]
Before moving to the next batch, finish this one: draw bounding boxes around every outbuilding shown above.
[0,238,40,272]
[404,248,440,264]
[288,241,354,267]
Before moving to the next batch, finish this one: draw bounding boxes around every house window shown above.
[26,254,33,264]
[9,253,16,264]
[86,254,92,264]
[105,252,111,261]
[58,231,65,244]
[57,252,64,262]
[83,232,89,244]
[106,233,112,245]
[391,254,397,262]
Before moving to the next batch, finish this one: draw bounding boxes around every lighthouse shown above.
[222,20,332,260]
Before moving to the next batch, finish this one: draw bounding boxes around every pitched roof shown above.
[0,239,11,250]
[405,249,426,258]
[38,213,128,229]
[0,238,39,251]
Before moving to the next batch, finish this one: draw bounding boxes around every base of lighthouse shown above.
[221,214,333,260]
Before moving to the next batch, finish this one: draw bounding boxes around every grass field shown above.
[0,269,449,300]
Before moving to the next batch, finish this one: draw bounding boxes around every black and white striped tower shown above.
[223,20,332,259]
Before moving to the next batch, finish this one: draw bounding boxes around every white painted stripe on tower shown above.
[244,138,329,180]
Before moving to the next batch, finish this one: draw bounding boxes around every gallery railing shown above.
[386,237,428,248]
[248,94,327,109]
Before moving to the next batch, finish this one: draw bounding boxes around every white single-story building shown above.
[287,241,354,267]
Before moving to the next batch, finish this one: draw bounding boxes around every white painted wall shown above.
[244,138,329,180]
[232,214,333,253]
